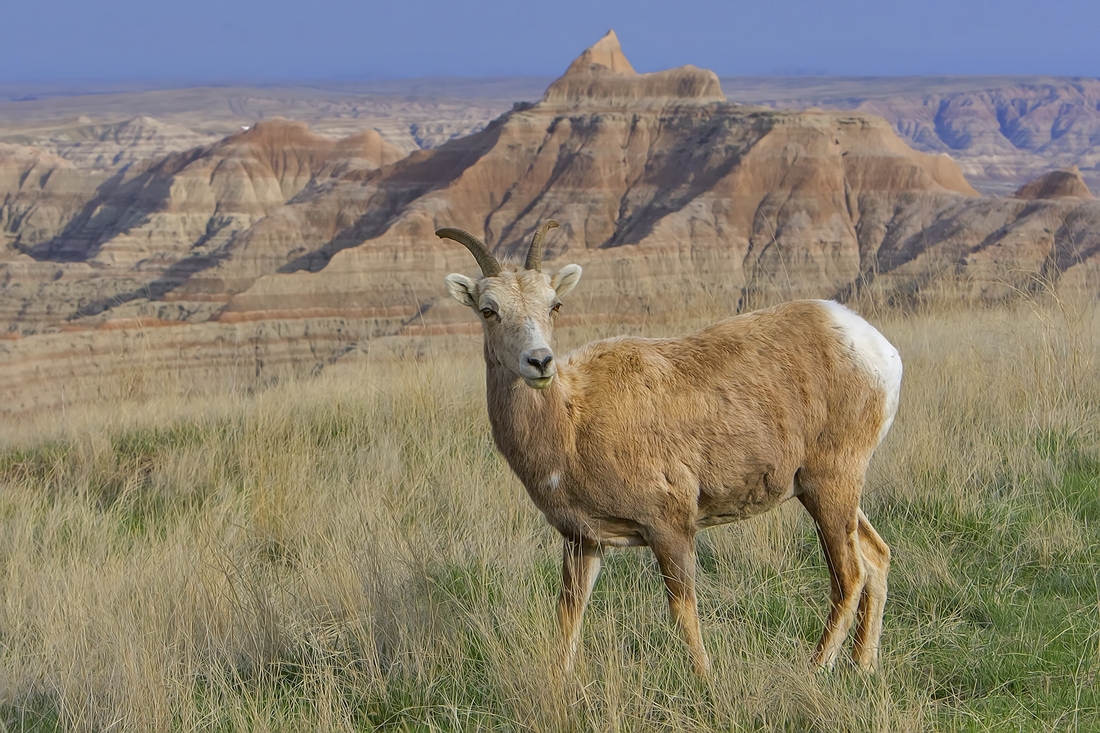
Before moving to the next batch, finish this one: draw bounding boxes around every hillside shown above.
[0,120,404,328]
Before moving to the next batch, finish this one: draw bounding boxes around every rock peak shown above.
[1014,166,1093,200]
[541,30,724,107]
[563,29,636,76]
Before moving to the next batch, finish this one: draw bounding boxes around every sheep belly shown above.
[694,466,800,527]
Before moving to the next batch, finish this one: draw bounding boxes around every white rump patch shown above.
[817,300,903,445]
[546,472,562,492]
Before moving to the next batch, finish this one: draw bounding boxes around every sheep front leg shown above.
[650,532,711,677]
[558,537,603,672]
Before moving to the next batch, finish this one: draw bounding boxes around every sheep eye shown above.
[481,308,496,319]
[550,303,562,315]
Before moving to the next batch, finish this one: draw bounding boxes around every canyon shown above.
[2,30,1099,414]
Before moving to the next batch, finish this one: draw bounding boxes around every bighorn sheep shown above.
[439,221,901,675]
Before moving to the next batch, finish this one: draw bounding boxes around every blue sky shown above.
[4,0,1098,83]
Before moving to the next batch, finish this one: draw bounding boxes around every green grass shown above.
[5,429,1095,731]
[2,298,1099,731]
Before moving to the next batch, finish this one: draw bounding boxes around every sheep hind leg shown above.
[798,479,867,670]
[852,508,890,670]
[558,537,603,673]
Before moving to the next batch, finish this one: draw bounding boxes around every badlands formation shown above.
[719,76,1100,196]
[3,30,1100,413]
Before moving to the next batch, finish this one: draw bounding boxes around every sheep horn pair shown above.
[436,220,560,276]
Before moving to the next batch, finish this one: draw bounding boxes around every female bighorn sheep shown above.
[439,221,901,675]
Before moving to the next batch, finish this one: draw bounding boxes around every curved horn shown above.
[524,220,560,272]
[436,228,502,277]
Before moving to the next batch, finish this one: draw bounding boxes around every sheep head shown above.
[439,222,582,389]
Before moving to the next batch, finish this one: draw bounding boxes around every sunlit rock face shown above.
[170,28,991,323]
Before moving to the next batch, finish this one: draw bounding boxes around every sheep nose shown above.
[525,349,554,374]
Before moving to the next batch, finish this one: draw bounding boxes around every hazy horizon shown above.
[4,0,1099,84]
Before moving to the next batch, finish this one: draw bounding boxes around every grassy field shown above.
[1,288,1099,731]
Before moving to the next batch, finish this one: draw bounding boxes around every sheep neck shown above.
[484,347,575,489]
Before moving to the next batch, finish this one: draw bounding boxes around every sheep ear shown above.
[552,264,582,298]
[444,273,478,308]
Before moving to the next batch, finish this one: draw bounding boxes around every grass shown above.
[1,288,1099,731]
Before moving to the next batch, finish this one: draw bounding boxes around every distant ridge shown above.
[720,75,1100,195]
[5,72,1099,193]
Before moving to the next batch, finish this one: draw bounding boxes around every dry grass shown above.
[1,285,1099,731]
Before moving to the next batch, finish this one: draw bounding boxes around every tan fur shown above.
[445,260,898,676]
